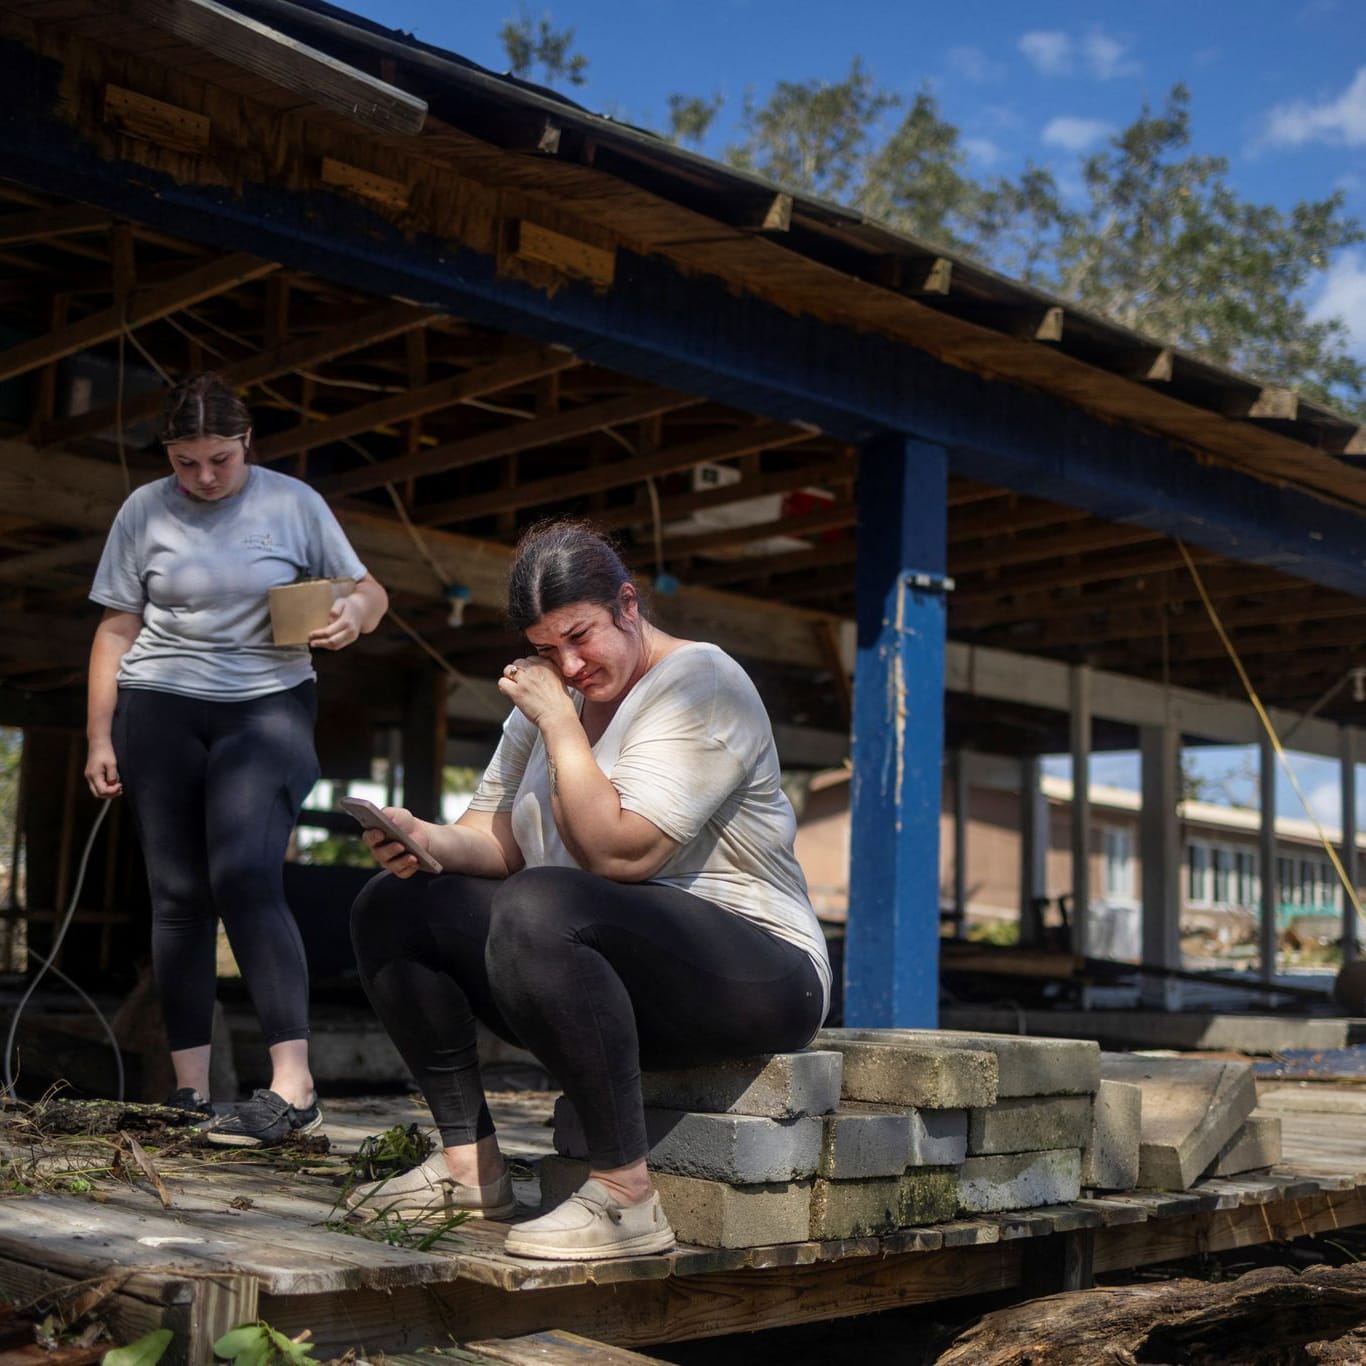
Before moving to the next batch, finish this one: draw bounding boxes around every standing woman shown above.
[85,372,388,1145]
[348,519,830,1260]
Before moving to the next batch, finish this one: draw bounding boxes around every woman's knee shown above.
[349,871,412,962]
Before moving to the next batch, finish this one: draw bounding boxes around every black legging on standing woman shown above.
[113,682,320,1051]
[349,864,827,1169]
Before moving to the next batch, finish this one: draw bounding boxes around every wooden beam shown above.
[1222,386,1299,421]
[126,0,428,136]
[0,534,110,583]
[416,421,814,527]
[41,299,435,448]
[951,542,1215,598]
[324,388,702,504]
[0,204,110,247]
[952,304,1064,342]
[319,157,409,211]
[879,254,953,296]
[0,253,277,384]
[1112,347,1173,382]
[505,220,616,288]
[683,539,860,589]
[255,349,578,464]
[104,83,210,154]
[732,193,793,234]
[949,499,1093,544]
[624,499,856,565]
[950,523,1162,576]
[593,454,856,534]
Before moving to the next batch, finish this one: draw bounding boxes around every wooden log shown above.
[937,1261,1366,1365]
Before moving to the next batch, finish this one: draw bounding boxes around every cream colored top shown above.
[469,642,832,1017]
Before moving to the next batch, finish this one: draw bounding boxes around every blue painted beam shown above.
[5,37,1366,597]
[845,435,948,1028]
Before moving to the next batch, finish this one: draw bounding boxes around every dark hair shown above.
[506,519,641,632]
[157,372,252,449]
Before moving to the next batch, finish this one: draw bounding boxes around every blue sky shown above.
[343,0,1366,356]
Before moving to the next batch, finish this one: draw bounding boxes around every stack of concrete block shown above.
[1100,1052,1258,1189]
[541,1029,1125,1249]
[822,1029,1103,1213]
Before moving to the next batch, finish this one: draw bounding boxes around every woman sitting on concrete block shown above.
[348,518,830,1260]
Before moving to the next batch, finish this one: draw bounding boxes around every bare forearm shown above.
[422,817,519,878]
[351,574,388,634]
[86,630,134,741]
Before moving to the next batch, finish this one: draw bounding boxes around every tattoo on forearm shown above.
[547,754,559,797]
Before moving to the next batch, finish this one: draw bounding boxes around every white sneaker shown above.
[345,1152,517,1221]
[504,1179,675,1261]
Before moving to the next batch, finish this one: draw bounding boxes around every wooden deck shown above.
[1,1086,1364,1364]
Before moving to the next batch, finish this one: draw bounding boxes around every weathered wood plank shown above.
[127,0,427,135]
[465,1329,673,1365]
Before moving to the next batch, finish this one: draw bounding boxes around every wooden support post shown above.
[1069,665,1092,962]
[1259,732,1278,988]
[952,749,968,940]
[1018,755,1047,948]
[1342,725,1358,963]
[845,434,947,1028]
[401,666,449,823]
[1140,721,1183,1010]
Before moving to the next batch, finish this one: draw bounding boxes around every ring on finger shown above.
[507,664,520,678]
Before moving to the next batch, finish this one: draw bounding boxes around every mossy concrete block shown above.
[819,1105,914,1179]
[821,1038,998,1109]
[967,1094,1093,1156]
[899,1166,960,1225]
[821,1028,1100,1097]
[810,1176,902,1239]
[639,1050,842,1118]
[553,1096,821,1182]
[1083,1079,1142,1191]
[1207,1112,1282,1177]
[957,1148,1083,1213]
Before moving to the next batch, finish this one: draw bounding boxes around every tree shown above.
[499,12,588,88]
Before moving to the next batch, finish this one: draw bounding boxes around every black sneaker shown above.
[205,1088,322,1147]
[162,1087,213,1119]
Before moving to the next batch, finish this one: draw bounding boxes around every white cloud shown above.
[1019,31,1072,75]
[1304,778,1343,828]
[947,46,1005,84]
[1082,31,1140,80]
[1019,28,1137,80]
[962,136,1002,165]
[1309,249,1366,358]
[1264,65,1366,146]
[1042,116,1114,151]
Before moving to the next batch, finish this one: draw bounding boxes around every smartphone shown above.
[339,797,443,875]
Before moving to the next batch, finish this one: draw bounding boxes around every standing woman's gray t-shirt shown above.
[90,467,367,701]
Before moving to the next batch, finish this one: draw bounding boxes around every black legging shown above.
[350,865,826,1168]
[113,683,320,1052]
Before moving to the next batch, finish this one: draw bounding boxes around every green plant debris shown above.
[102,1327,173,1366]
[214,1321,317,1366]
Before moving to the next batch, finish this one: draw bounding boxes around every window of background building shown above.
[1103,826,1134,899]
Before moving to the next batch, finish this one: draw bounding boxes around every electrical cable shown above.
[2,799,123,1103]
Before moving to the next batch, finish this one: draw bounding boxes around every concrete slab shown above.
[967,1095,1092,1156]
[899,1166,960,1225]
[821,1028,1098,1097]
[639,1051,842,1118]
[1083,1079,1141,1191]
[1207,1113,1283,1177]
[957,1148,1082,1213]
[553,1097,822,1182]
[809,1176,902,1239]
[1101,1053,1257,1190]
[942,1008,1360,1057]
[819,1038,998,1108]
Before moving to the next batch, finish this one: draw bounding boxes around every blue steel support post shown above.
[845,435,948,1027]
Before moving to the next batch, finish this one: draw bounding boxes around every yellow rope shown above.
[1177,539,1364,927]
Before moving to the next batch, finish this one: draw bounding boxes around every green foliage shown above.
[296,832,371,869]
[499,11,587,87]
[213,1323,316,1366]
[966,919,1020,947]
[667,92,723,148]
[347,1122,432,1186]
[102,1328,174,1366]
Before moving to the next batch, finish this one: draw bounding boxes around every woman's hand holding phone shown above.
[341,797,443,877]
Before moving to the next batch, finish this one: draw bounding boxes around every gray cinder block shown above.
[639,1051,842,1118]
